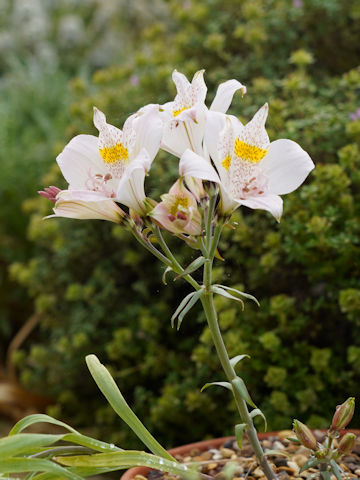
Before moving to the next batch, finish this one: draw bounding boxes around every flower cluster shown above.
[39,70,314,233]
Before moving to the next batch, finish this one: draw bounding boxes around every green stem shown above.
[200,212,277,480]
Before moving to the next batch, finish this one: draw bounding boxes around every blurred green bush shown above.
[3,0,360,447]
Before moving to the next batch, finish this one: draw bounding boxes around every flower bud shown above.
[330,398,355,432]
[337,433,356,456]
[293,420,318,451]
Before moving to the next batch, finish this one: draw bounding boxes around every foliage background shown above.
[1,0,360,447]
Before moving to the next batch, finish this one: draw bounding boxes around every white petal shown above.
[51,198,123,223]
[191,69,207,104]
[57,189,110,202]
[239,103,269,150]
[126,104,163,161]
[261,139,315,195]
[116,149,150,213]
[56,135,105,188]
[161,105,207,158]
[179,149,220,183]
[204,111,226,164]
[240,194,283,221]
[210,79,246,113]
[172,70,191,100]
[218,184,241,214]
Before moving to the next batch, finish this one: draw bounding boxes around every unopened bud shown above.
[330,398,355,432]
[293,420,318,451]
[337,433,356,456]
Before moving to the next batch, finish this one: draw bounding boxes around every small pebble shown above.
[273,440,286,450]
[287,461,300,475]
[220,447,234,458]
[223,439,235,448]
[262,440,272,448]
[253,467,264,477]
[278,430,294,441]
[292,454,308,467]
[204,462,218,472]
[354,468,360,476]
[134,476,148,480]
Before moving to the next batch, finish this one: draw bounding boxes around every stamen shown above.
[38,186,61,203]
[173,106,189,117]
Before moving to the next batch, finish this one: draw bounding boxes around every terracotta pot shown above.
[120,433,273,480]
[120,430,360,480]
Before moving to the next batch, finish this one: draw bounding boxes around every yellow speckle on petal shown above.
[221,155,231,171]
[234,139,268,163]
[173,106,189,117]
[169,196,189,216]
[99,143,129,164]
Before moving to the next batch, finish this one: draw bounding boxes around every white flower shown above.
[161,70,246,158]
[181,104,315,221]
[56,104,163,214]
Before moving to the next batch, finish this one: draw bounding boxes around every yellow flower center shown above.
[99,143,129,164]
[169,196,189,216]
[234,139,268,163]
[221,155,232,171]
[173,106,189,117]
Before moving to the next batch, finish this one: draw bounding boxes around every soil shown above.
[131,431,360,480]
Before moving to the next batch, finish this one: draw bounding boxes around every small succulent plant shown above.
[293,398,356,480]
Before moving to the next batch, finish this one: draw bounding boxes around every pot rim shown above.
[120,430,360,480]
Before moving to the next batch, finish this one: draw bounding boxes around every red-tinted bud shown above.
[330,398,355,432]
[293,420,318,451]
[337,433,356,456]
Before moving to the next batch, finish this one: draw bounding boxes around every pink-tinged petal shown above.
[151,179,202,235]
[49,198,124,223]
[125,104,163,162]
[179,149,220,183]
[261,139,314,195]
[56,134,106,188]
[116,149,151,213]
[210,79,247,113]
[57,189,111,202]
[239,194,283,222]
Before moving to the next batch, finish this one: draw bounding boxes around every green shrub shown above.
[5,0,360,447]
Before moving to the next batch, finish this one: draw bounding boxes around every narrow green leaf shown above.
[61,433,122,453]
[320,471,331,480]
[162,267,173,285]
[0,458,82,480]
[56,451,198,480]
[330,460,342,480]
[299,457,318,473]
[212,286,244,310]
[170,291,197,328]
[174,257,206,280]
[86,355,174,461]
[213,285,260,306]
[235,424,247,449]
[9,414,79,436]
[250,408,267,431]
[177,289,203,330]
[201,381,232,392]
[231,377,256,408]
[229,354,250,369]
[0,434,62,460]
[264,449,290,458]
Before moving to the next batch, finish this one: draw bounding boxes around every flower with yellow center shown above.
[180,103,315,221]
[151,179,201,236]
[55,104,164,216]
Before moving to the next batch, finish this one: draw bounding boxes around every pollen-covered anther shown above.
[176,211,187,220]
[173,106,189,117]
[168,214,176,222]
[234,139,268,163]
[99,143,129,164]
